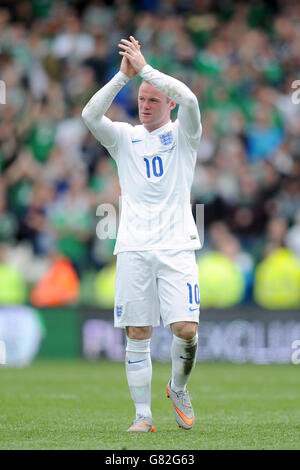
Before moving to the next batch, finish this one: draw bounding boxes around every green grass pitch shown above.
[0,360,299,450]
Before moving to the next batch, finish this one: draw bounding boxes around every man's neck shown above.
[144,119,171,133]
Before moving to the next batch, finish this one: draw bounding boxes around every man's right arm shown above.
[81,71,130,149]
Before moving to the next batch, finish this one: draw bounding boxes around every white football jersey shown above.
[82,65,202,254]
[108,119,200,253]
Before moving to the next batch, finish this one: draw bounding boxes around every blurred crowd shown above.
[0,0,300,307]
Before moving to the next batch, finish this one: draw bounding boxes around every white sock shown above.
[171,333,198,393]
[125,337,152,419]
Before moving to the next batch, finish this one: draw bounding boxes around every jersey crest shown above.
[159,131,173,146]
[116,305,123,317]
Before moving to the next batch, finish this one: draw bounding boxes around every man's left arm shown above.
[140,64,202,143]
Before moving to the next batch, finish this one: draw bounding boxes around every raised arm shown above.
[81,72,129,148]
[140,64,201,140]
[82,53,138,149]
[119,37,201,142]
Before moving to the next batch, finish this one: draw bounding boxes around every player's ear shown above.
[169,100,177,111]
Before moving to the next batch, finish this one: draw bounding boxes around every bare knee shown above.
[170,321,198,340]
[126,326,152,340]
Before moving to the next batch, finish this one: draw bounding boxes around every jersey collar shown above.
[143,120,172,137]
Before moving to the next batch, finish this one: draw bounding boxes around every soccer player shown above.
[82,36,202,432]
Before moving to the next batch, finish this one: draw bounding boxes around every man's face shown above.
[138,82,175,132]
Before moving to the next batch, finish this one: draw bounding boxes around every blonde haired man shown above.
[82,36,202,432]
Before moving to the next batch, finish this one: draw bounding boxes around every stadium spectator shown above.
[0,243,27,304]
[0,184,18,243]
[51,9,95,63]
[285,209,300,259]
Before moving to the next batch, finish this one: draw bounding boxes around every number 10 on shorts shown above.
[187,283,200,306]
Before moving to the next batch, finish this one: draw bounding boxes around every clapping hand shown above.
[119,36,147,75]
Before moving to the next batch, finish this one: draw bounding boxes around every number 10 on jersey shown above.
[144,156,164,178]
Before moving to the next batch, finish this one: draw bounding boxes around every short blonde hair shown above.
[139,80,170,103]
